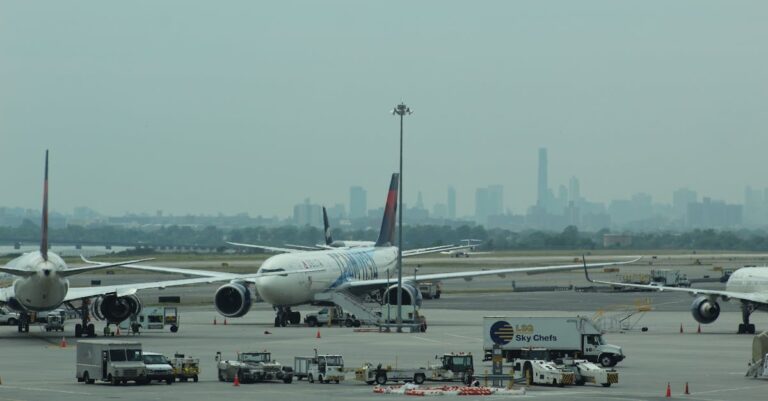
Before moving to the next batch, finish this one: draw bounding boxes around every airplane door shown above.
[102,351,108,379]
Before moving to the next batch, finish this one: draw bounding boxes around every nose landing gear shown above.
[273,306,300,327]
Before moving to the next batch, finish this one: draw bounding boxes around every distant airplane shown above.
[583,259,766,334]
[441,239,488,258]
[281,206,375,251]
[100,173,640,327]
[0,151,231,337]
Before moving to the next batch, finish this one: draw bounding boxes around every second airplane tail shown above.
[375,173,399,247]
[322,206,333,245]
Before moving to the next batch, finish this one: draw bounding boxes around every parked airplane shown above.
[0,151,234,337]
[583,259,766,334]
[90,174,640,327]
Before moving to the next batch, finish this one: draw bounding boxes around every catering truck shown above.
[483,316,625,367]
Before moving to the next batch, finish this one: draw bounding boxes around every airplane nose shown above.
[254,276,281,304]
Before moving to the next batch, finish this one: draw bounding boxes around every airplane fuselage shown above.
[725,267,768,294]
[254,246,398,306]
[5,251,69,312]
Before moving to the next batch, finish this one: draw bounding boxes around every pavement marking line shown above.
[688,384,768,395]
[411,335,445,344]
[0,385,91,395]
[444,333,483,341]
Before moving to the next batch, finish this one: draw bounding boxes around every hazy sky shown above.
[2,1,767,218]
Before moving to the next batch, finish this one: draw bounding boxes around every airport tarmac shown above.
[0,303,766,401]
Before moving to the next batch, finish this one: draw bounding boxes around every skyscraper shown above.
[447,186,456,219]
[475,185,503,225]
[349,186,367,219]
[537,148,548,210]
[568,176,580,203]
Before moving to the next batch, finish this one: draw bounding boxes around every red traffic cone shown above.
[684,382,690,394]
[60,336,67,348]
[316,329,321,339]
[214,317,217,325]
[233,373,240,387]
[224,318,228,325]
[697,324,701,334]
[116,327,121,336]
[666,382,671,397]
[680,324,684,333]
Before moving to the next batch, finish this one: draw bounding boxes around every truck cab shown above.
[432,353,474,384]
[583,334,624,367]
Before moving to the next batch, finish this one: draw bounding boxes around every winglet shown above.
[582,255,595,283]
[375,173,399,247]
[40,150,49,261]
[322,206,333,245]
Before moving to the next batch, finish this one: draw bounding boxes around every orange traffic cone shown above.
[224,318,228,325]
[680,324,684,333]
[684,382,690,394]
[60,336,67,348]
[316,329,321,339]
[116,327,121,336]
[214,317,217,325]
[233,373,240,387]
[697,324,701,334]
[666,382,672,397]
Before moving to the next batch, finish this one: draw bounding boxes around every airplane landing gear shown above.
[71,299,96,338]
[738,302,756,334]
[273,307,300,327]
[17,312,30,333]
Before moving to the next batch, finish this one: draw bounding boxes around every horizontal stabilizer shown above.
[66,257,155,277]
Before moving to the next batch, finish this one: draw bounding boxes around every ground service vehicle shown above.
[216,351,293,383]
[0,307,19,325]
[650,269,691,287]
[294,353,345,383]
[559,356,618,387]
[355,353,474,385]
[512,356,574,387]
[418,282,441,299]
[304,306,361,327]
[44,312,65,332]
[76,340,148,385]
[483,316,625,367]
[172,353,200,382]
[142,352,174,384]
[119,307,179,333]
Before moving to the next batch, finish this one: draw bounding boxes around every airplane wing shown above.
[80,257,325,282]
[582,263,768,304]
[63,276,232,302]
[338,257,642,293]
[402,244,470,257]
[227,241,304,254]
[0,257,154,278]
[283,243,326,251]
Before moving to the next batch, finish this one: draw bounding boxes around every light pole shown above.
[392,102,411,331]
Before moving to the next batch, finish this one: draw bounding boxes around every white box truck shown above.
[483,316,625,367]
[76,340,148,385]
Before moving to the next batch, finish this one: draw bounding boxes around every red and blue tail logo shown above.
[375,173,399,247]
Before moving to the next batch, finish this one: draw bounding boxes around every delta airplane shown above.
[90,174,639,327]
[583,259,768,334]
[0,151,237,337]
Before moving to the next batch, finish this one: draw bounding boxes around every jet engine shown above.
[92,294,142,323]
[690,296,720,324]
[382,283,423,307]
[214,281,252,318]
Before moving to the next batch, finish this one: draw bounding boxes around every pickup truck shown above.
[216,351,293,383]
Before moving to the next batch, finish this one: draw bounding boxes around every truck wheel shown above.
[308,373,314,383]
[354,320,362,327]
[344,319,353,327]
[193,375,198,383]
[375,373,387,385]
[599,354,615,368]
[283,376,293,384]
[82,372,90,384]
[307,318,317,327]
[319,374,325,383]
[524,365,533,386]
[414,374,425,385]
[218,371,225,382]
[110,375,119,386]
[170,325,178,333]
[166,378,173,385]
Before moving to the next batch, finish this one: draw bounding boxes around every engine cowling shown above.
[382,283,423,307]
[214,281,252,318]
[690,296,720,324]
[92,294,142,323]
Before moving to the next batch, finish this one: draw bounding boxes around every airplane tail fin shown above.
[375,173,399,247]
[322,206,333,245]
[40,150,49,261]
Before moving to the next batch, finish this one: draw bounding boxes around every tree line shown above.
[3,219,768,251]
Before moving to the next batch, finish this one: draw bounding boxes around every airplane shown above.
[441,239,489,258]
[88,173,640,327]
[583,258,766,334]
[0,151,236,337]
